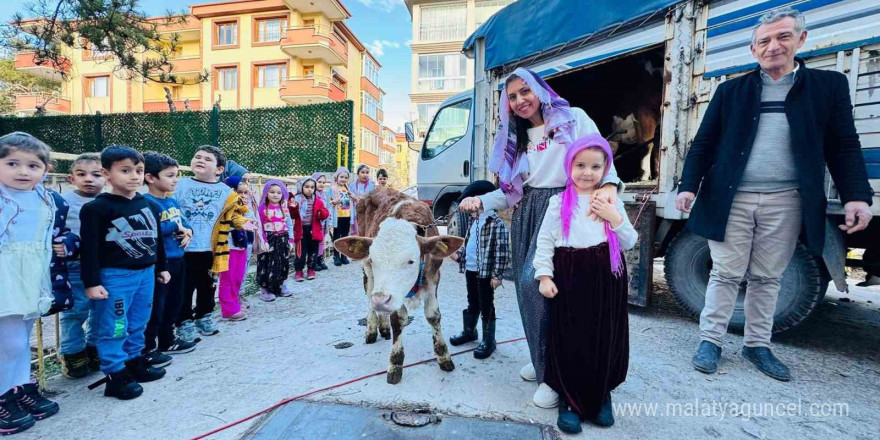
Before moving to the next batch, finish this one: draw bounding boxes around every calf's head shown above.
[334,218,462,314]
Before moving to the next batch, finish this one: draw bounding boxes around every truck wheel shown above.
[446,202,464,237]
[665,229,823,334]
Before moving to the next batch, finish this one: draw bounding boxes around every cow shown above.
[334,188,463,384]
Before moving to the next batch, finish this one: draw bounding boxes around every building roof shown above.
[463,0,681,70]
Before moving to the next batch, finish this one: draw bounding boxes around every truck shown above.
[407,0,880,333]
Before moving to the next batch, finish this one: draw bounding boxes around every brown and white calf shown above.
[335,189,463,384]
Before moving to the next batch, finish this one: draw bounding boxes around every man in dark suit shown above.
[675,7,873,381]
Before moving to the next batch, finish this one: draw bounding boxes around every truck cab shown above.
[411,90,474,228]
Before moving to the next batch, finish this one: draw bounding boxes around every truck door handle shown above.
[463,160,470,177]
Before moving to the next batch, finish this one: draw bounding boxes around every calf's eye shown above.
[408,260,414,265]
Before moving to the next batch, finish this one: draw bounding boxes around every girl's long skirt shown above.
[511,186,563,383]
[544,244,630,419]
[256,231,291,295]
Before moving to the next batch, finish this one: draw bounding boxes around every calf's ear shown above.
[418,235,464,259]
[334,236,373,260]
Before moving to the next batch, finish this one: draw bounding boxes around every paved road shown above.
[18,259,880,440]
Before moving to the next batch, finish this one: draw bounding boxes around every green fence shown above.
[0,101,354,175]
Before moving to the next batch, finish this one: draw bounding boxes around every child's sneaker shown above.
[294,271,305,283]
[307,269,316,280]
[176,320,199,343]
[86,345,101,371]
[164,339,197,355]
[259,288,276,302]
[142,350,173,368]
[194,316,220,336]
[280,284,293,296]
[60,350,90,379]
[125,356,166,383]
[0,387,35,435]
[225,311,248,321]
[101,370,143,400]
[14,384,59,421]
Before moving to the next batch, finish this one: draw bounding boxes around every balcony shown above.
[169,56,203,78]
[14,93,70,115]
[283,0,350,21]
[143,99,202,112]
[279,76,346,105]
[14,52,70,81]
[281,26,347,66]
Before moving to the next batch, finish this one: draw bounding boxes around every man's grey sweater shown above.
[738,67,800,193]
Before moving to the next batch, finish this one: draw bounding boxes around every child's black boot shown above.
[125,356,166,383]
[557,404,582,434]
[473,318,496,359]
[449,309,478,346]
[333,253,342,266]
[0,387,35,435]
[589,393,615,427]
[15,384,59,421]
[60,350,90,379]
[97,370,143,400]
[86,345,101,371]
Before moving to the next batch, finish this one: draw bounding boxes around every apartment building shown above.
[13,0,384,171]
[395,132,415,187]
[405,0,513,139]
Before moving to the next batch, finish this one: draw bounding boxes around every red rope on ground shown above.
[187,336,527,440]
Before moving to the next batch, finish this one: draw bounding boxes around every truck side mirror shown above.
[404,122,415,143]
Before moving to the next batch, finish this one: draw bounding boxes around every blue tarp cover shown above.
[463,0,682,70]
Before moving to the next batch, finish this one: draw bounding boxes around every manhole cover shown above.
[241,401,547,439]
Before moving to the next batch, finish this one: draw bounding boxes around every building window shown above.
[419,3,466,41]
[475,0,515,28]
[361,128,380,156]
[88,76,109,98]
[303,18,315,27]
[416,103,440,137]
[217,22,238,46]
[418,53,467,92]
[363,57,379,85]
[257,18,286,43]
[361,92,379,121]
[257,64,286,88]
[218,67,237,90]
[303,65,315,78]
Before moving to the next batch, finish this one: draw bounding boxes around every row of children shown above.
[0,130,383,436]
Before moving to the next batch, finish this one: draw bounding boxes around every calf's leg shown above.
[423,282,455,372]
[387,306,409,384]
[363,269,379,344]
[379,314,392,340]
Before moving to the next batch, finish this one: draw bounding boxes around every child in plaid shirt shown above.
[449,180,510,359]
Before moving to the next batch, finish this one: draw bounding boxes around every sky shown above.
[0,0,415,131]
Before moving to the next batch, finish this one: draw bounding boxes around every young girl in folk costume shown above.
[0,132,61,434]
[256,180,294,302]
[310,172,331,271]
[326,167,355,266]
[347,164,375,235]
[289,178,330,282]
[533,135,637,433]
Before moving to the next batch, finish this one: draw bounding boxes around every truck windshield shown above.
[422,99,471,160]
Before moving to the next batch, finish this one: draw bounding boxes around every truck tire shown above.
[665,229,823,334]
[446,201,465,237]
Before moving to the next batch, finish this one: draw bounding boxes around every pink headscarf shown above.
[488,67,578,207]
[560,134,624,277]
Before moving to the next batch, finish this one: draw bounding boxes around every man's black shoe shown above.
[692,341,722,374]
[741,346,791,381]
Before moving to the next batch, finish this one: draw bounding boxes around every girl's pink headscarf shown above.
[560,134,624,277]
